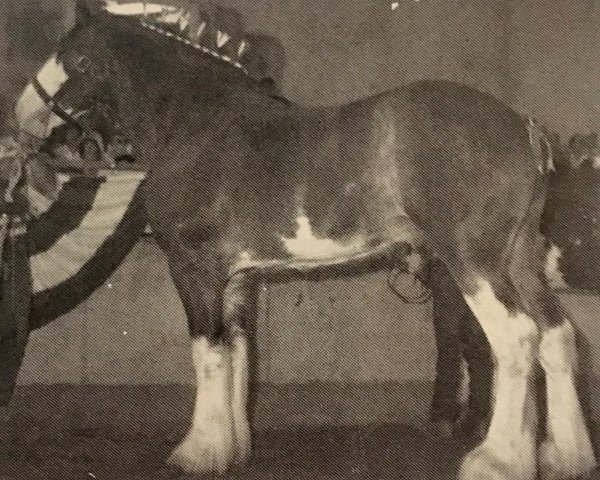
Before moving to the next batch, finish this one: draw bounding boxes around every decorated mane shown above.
[100,1,284,81]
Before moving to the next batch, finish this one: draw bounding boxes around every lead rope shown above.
[0,138,30,349]
[387,264,433,305]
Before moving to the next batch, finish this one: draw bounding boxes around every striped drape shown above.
[27,170,148,329]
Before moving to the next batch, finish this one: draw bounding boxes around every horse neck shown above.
[110,52,245,164]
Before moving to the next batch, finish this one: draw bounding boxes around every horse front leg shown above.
[166,261,258,475]
[166,262,237,474]
[168,335,236,474]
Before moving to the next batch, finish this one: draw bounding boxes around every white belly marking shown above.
[281,215,365,260]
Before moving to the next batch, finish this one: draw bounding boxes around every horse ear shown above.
[75,0,105,24]
[243,33,286,85]
[75,0,93,23]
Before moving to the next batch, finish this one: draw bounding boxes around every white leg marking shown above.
[168,337,235,474]
[231,335,252,464]
[539,321,597,479]
[459,280,538,480]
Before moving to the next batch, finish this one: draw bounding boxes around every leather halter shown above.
[31,77,82,130]
[31,54,94,133]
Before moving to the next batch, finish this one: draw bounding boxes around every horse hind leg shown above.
[509,197,596,479]
[459,236,597,480]
[457,275,539,480]
[539,317,597,479]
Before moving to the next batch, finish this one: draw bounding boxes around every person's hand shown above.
[387,266,432,304]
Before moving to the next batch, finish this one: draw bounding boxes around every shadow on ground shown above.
[0,421,467,480]
[1,385,600,480]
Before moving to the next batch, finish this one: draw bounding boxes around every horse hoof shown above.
[540,438,597,480]
[233,422,252,464]
[167,428,235,475]
[459,443,536,480]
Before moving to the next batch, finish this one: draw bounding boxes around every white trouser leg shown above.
[231,334,252,463]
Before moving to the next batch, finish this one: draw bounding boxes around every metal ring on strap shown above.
[30,77,83,131]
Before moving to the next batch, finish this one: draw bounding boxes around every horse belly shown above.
[227,212,417,278]
[280,214,367,260]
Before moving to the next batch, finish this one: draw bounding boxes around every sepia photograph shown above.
[0,1,599,479]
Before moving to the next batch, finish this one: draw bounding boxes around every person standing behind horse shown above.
[424,258,492,438]
[389,257,493,439]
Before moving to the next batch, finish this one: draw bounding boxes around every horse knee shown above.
[539,320,577,376]
[222,273,257,330]
[463,279,539,375]
[498,320,539,376]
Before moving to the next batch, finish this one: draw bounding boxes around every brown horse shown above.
[12,2,597,479]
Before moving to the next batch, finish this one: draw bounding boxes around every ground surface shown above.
[0,386,599,480]
[0,422,466,480]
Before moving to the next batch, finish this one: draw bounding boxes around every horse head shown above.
[14,1,284,167]
[15,8,114,141]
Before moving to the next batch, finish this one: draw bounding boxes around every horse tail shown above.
[527,117,555,174]
[498,117,552,274]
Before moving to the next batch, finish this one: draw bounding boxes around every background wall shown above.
[17,239,437,385]
[0,0,599,421]
[13,239,600,428]
[0,1,599,136]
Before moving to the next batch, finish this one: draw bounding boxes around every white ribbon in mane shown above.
[216,30,231,48]
[104,1,178,16]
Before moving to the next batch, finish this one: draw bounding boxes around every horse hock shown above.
[539,321,597,480]
[459,279,539,480]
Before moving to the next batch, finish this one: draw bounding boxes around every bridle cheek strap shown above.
[31,76,83,131]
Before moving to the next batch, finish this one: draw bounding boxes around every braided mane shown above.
[138,20,248,74]
[103,1,256,75]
